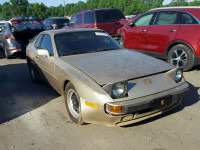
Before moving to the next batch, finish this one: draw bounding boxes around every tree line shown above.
[0,0,200,20]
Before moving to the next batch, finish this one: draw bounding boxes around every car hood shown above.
[61,49,173,85]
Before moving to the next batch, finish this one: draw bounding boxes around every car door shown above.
[36,34,58,90]
[124,12,156,51]
[146,11,180,54]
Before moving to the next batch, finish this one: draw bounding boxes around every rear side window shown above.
[40,34,54,56]
[70,15,76,25]
[181,12,198,24]
[84,12,94,24]
[77,14,83,25]
[35,34,43,48]
[134,13,154,26]
[95,9,125,23]
[155,11,178,25]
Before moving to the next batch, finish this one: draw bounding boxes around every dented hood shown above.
[61,49,173,85]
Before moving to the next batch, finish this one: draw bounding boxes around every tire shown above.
[168,44,195,71]
[118,35,125,48]
[4,46,11,59]
[64,82,84,125]
[27,60,40,83]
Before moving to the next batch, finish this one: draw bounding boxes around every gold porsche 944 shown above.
[26,29,189,127]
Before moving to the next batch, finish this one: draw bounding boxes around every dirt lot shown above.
[0,50,199,150]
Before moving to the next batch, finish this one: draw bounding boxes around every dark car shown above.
[0,16,44,58]
[117,7,200,71]
[63,8,125,36]
[43,17,69,30]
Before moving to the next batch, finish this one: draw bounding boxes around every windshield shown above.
[52,19,69,24]
[55,31,122,57]
[95,9,125,23]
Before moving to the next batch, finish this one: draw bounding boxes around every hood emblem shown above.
[161,100,165,106]
[145,79,152,84]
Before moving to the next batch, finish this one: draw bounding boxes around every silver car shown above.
[0,16,44,58]
[26,29,189,127]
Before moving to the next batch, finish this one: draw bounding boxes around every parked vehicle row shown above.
[0,7,194,127]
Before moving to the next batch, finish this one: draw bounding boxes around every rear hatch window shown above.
[95,9,125,35]
[10,16,44,43]
[95,9,125,23]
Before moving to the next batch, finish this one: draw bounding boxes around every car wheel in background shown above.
[64,82,84,125]
[118,35,125,47]
[4,46,11,59]
[168,44,195,71]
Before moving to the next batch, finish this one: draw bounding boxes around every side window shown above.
[40,34,54,56]
[155,11,178,25]
[35,34,43,48]
[70,15,76,25]
[77,14,82,25]
[84,12,94,24]
[134,13,154,26]
[181,12,198,24]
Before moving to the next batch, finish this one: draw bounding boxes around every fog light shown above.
[110,106,122,113]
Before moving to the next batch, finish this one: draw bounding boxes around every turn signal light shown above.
[93,26,98,29]
[110,106,122,113]
[85,101,99,109]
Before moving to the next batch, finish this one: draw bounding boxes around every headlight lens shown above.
[175,69,183,83]
[112,82,126,98]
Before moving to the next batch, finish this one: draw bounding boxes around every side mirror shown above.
[37,49,50,59]
[119,18,127,26]
[128,22,135,27]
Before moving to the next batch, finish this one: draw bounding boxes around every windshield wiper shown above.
[97,48,118,52]
[62,51,87,56]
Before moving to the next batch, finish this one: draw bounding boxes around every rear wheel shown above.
[27,60,40,83]
[64,82,84,125]
[4,46,11,59]
[168,44,195,71]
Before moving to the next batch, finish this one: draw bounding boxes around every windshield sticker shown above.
[95,32,108,36]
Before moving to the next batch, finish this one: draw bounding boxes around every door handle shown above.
[168,30,176,32]
[140,30,147,32]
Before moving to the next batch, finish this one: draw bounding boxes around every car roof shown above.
[75,8,120,14]
[41,28,103,35]
[150,6,200,11]
[45,17,69,20]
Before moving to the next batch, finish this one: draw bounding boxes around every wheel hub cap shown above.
[170,49,187,68]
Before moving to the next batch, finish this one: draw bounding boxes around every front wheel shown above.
[118,35,125,48]
[168,44,195,71]
[64,82,84,125]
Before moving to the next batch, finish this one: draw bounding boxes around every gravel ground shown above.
[0,50,199,150]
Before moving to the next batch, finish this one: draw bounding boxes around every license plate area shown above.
[153,96,172,109]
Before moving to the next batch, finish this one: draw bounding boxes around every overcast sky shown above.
[0,0,175,6]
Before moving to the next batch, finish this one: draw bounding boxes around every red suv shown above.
[63,8,125,36]
[117,7,200,71]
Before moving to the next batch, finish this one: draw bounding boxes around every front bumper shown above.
[104,82,189,127]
